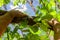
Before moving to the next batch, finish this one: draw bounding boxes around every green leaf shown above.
[47,3,52,10]
[12,26,19,35]
[57,13,60,22]
[39,20,49,32]
[39,0,42,4]
[50,11,57,18]
[29,26,38,33]
[58,0,60,2]
[34,13,43,22]
[13,0,26,5]
[40,9,47,15]
[21,0,26,4]
[0,0,4,7]
[36,9,40,16]
[13,0,20,5]
[40,35,49,40]
[4,0,10,4]
[34,17,41,22]
[0,0,10,7]
[50,0,55,6]
[25,33,40,40]
[19,20,28,29]
[42,14,53,21]
[50,30,54,36]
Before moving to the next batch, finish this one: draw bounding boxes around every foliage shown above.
[0,0,60,40]
[0,0,10,7]
[13,0,26,5]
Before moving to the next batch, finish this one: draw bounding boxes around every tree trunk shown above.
[53,23,60,40]
[48,19,60,40]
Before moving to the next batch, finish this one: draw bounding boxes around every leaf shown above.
[13,0,26,5]
[40,35,49,40]
[20,20,28,28]
[42,14,53,21]
[50,30,54,36]
[34,13,43,22]
[34,17,41,22]
[39,0,42,4]
[21,0,26,4]
[50,0,55,6]
[0,0,10,7]
[0,0,4,7]
[25,33,40,40]
[57,13,60,22]
[40,9,47,15]
[39,20,49,32]
[36,9,39,16]
[50,11,57,18]
[12,26,19,35]
[4,0,10,4]
[58,0,60,2]
[47,3,52,10]
[13,0,20,5]
[29,26,38,33]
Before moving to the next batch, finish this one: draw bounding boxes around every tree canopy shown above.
[0,0,60,40]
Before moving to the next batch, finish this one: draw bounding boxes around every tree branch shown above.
[27,0,36,12]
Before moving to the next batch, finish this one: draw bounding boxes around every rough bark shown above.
[48,19,60,40]
[0,10,36,36]
[54,23,60,40]
[1,10,60,40]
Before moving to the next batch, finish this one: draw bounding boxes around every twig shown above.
[7,28,9,40]
[27,0,36,12]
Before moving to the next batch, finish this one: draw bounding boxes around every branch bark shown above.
[48,18,60,40]
[1,10,60,40]
[0,10,36,36]
[27,0,36,12]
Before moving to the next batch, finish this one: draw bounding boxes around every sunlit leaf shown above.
[40,9,47,15]
[42,14,53,21]
[50,11,57,18]
[50,30,54,36]
[13,0,20,5]
[40,35,49,40]
[0,0,4,7]
[25,33,40,40]
[21,0,26,4]
[50,0,55,6]
[57,0,60,3]
[57,13,60,22]
[4,0,10,4]
[47,3,52,10]
[39,20,49,32]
